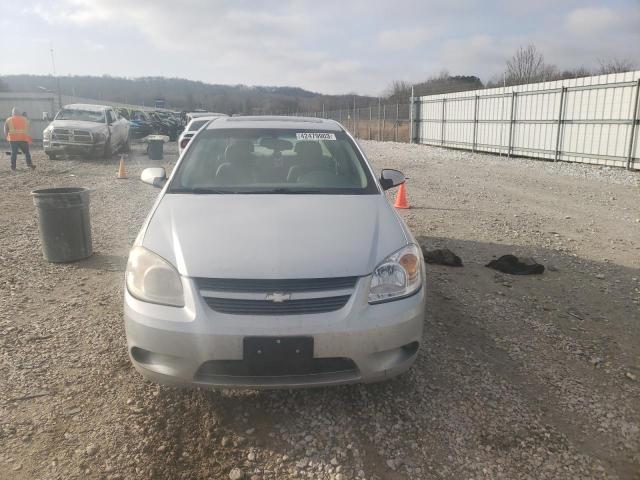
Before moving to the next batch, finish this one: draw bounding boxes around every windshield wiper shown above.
[248,187,324,194]
[169,187,328,194]
[169,187,232,194]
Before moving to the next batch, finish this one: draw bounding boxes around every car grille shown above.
[195,357,358,379]
[203,295,350,315]
[52,128,92,144]
[195,276,358,293]
[197,277,358,315]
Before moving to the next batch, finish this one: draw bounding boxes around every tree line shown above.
[0,45,635,113]
[385,45,635,100]
[0,74,378,115]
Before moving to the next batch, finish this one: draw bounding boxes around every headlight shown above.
[43,128,52,139]
[368,244,422,304]
[93,132,106,143]
[125,246,184,307]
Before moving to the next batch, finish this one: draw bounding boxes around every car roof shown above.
[204,116,342,131]
[63,103,108,112]
[187,116,219,123]
[187,112,226,118]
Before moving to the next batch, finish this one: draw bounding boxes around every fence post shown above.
[369,106,372,140]
[377,98,381,141]
[351,108,354,136]
[410,88,414,144]
[472,95,479,152]
[353,99,357,137]
[382,104,386,142]
[395,103,399,142]
[627,79,640,170]
[508,91,517,157]
[441,99,446,145]
[554,87,567,162]
[355,107,359,138]
[410,97,420,144]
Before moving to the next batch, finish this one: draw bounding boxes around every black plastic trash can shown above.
[31,187,92,263]
[148,138,164,160]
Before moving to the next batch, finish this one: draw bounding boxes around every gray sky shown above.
[3,0,639,95]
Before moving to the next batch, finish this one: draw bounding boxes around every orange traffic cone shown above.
[116,155,127,179]
[394,183,410,209]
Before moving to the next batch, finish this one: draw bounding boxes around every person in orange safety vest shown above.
[4,107,35,171]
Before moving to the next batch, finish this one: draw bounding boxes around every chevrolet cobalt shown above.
[124,116,425,387]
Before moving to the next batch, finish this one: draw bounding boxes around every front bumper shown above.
[124,276,425,388]
[43,139,104,155]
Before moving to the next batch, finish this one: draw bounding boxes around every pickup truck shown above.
[43,104,130,159]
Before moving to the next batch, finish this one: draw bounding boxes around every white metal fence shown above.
[0,93,57,142]
[412,71,640,170]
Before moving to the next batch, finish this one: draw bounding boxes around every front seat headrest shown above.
[225,142,253,164]
[294,141,323,165]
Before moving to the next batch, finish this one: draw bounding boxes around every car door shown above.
[118,110,130,141]
[106,109,123,147]
[112,109,128,144]
[105,109,116,147]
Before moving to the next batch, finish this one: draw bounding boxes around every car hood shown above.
[47,120,106,131]
[142,194,408,279]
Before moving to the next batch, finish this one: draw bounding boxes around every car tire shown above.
[46,153,57,160]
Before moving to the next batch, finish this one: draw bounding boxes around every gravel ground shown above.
[1,141,639,480]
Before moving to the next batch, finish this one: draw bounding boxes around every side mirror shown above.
[141,167,166,187]
[380,169,405,190]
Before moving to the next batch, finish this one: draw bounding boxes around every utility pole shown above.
[49,43,62,110]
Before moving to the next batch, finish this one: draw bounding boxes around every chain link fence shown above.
[286,103,412,143]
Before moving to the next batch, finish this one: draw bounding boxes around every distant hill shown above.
[1,75,376,114]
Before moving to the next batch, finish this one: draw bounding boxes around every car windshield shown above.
[56,109,105,123]
[188,119,210,131]
[169,128,377,194]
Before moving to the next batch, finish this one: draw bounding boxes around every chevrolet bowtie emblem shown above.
[265,292,291,303]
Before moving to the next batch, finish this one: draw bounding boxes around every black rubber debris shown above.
[422,248,463,267]
[486,255,544,275]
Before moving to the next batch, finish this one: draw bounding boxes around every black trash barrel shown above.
[148,138,164,160]
[31,187,92,263]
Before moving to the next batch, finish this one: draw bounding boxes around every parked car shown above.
[127,110,154,139]
[125,116,426,388]
[43,104,130,159]
[185,111,227,123]
[116,108,183,141]
[149,111,182,141]
[177,115,220,154]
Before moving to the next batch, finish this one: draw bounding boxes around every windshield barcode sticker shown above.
[296,133,336,140]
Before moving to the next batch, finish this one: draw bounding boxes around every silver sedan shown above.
[124,116,425,388]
